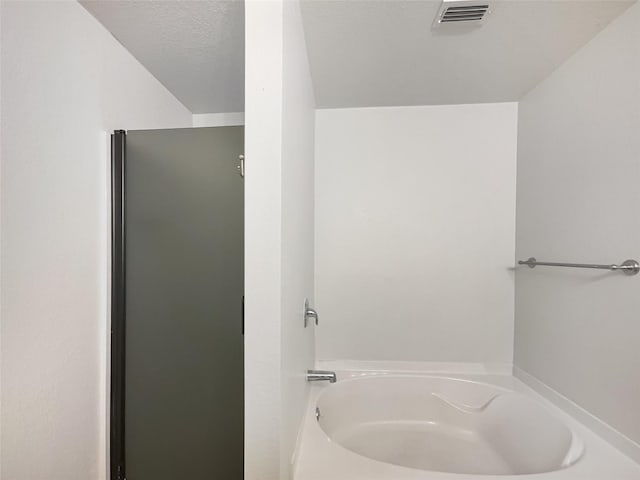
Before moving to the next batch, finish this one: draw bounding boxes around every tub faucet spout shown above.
[306,369,336,383]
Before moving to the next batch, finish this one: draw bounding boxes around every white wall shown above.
[0,2,192,479]
[244,0,315,479]
[244,2,284,478]
[192,112,245,127]
[280,0,315,478]
[515,1,640,448]
[315,104,518,364]
[280,0,316,477]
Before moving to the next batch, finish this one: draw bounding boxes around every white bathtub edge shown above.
[514,366,640,466]
[315,360,514,376]
[291,384,315,470]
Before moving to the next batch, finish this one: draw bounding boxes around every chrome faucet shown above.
[306,369,336,383]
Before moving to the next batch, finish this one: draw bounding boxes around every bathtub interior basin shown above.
[316,376,584,475]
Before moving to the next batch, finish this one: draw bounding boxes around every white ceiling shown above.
[81,0,244,114]
[301,0,635,108]
[82,0,634,113]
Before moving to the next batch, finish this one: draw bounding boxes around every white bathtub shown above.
[294,369,640,480]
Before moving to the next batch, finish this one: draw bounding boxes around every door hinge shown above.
[114,464,125,480]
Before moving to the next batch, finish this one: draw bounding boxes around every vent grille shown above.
[434,2,491,27]
[441,4,488,22]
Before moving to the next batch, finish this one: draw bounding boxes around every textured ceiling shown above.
[301,0,634,108]
[82,0,244,114]
[82,0,634,111]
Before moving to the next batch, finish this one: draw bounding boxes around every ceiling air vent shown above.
[433,0,491,28]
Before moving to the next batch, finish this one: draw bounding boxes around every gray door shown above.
[124,127,243,479]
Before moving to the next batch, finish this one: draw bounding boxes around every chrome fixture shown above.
[315,407,322,421]
[303,298,318,327]
[237,154,244,177]
[518,257,640,276]
[306,370,336,383]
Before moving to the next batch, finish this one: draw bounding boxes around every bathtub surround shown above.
[315,104,518,364]
[515,366,640,465]
[315,360,513,377]
[515,0,640,449]
[0,2,192,479]
[244,0,316,479]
